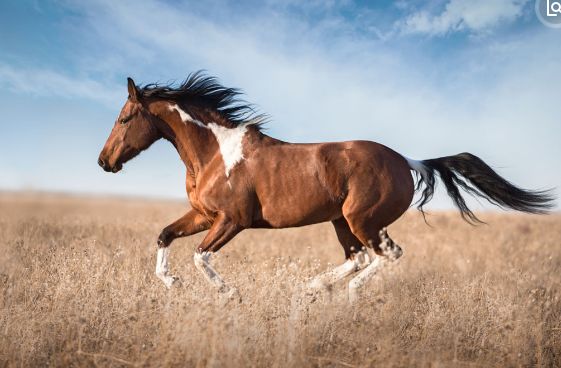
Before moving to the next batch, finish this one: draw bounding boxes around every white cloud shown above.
[398,0,529,36]
[0,63,120,106]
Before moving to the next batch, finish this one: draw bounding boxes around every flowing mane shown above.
[137,71,268,128]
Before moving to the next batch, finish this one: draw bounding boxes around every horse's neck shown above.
[150,104,217,175]
[173,119,267,178]
[152,102,266,176]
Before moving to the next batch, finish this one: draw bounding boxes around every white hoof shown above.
[157,274,180,289]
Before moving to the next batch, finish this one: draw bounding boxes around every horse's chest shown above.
[185,175,206,213]
[186,176,226,214]
[186,189,202,210]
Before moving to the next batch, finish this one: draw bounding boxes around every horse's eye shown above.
[120,116,132,125]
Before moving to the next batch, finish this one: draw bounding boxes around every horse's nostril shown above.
[98,158,106,168]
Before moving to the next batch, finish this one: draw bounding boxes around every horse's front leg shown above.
[156,209,210,288]
[193,213,243,299]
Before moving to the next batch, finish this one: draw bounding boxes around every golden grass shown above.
[0,193,560,367]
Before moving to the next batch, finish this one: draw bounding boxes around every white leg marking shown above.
[155,247,178,289]
[348,229,403,302]
[355,248,372,269]
[348,256,387,303]
[308,249,371,291]
[193,252,228,291]
[193,252,240,302]
[308,259,356,290]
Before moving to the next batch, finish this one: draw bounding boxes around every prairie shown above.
[1,193,560,367]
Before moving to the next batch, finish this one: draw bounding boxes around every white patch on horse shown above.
[405,156,429,183]
[168,103,247,177]
[168,104,206,128]
[207,123,247,177]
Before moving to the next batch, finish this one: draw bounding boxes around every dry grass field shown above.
[0,193,560,367]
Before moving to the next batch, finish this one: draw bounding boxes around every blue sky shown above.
[0,0,559,210]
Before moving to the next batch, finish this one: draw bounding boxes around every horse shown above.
[98,72,554,301]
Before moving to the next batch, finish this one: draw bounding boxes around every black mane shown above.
[137,71,267,128]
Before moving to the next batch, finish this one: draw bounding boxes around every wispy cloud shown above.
[0,63,121,106]
[397,0,530,36]
[57,0,445,140]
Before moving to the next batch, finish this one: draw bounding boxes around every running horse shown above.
[98,72,554,301]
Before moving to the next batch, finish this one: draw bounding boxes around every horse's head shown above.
[98,78,160,173]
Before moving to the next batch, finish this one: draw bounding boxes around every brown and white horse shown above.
[98,72,554,301]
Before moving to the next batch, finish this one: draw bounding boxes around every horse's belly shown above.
[256,181,342,228]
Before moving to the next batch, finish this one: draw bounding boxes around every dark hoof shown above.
[157,229,173,247]
[170,276,182,288]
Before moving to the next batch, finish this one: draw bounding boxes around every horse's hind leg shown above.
[348,228,403,302]
[307,218,371,292]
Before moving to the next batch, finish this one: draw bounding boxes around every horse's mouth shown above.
[111,163,123,173]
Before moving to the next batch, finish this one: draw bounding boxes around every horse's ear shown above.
[127,77,139,102]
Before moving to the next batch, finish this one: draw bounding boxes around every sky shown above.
[0,0,559,210]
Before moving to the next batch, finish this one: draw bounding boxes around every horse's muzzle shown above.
[98,156,123,173]
[98,157,110,172]
[98,155,123,173]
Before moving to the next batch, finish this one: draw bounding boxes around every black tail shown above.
[411,152,556,224]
